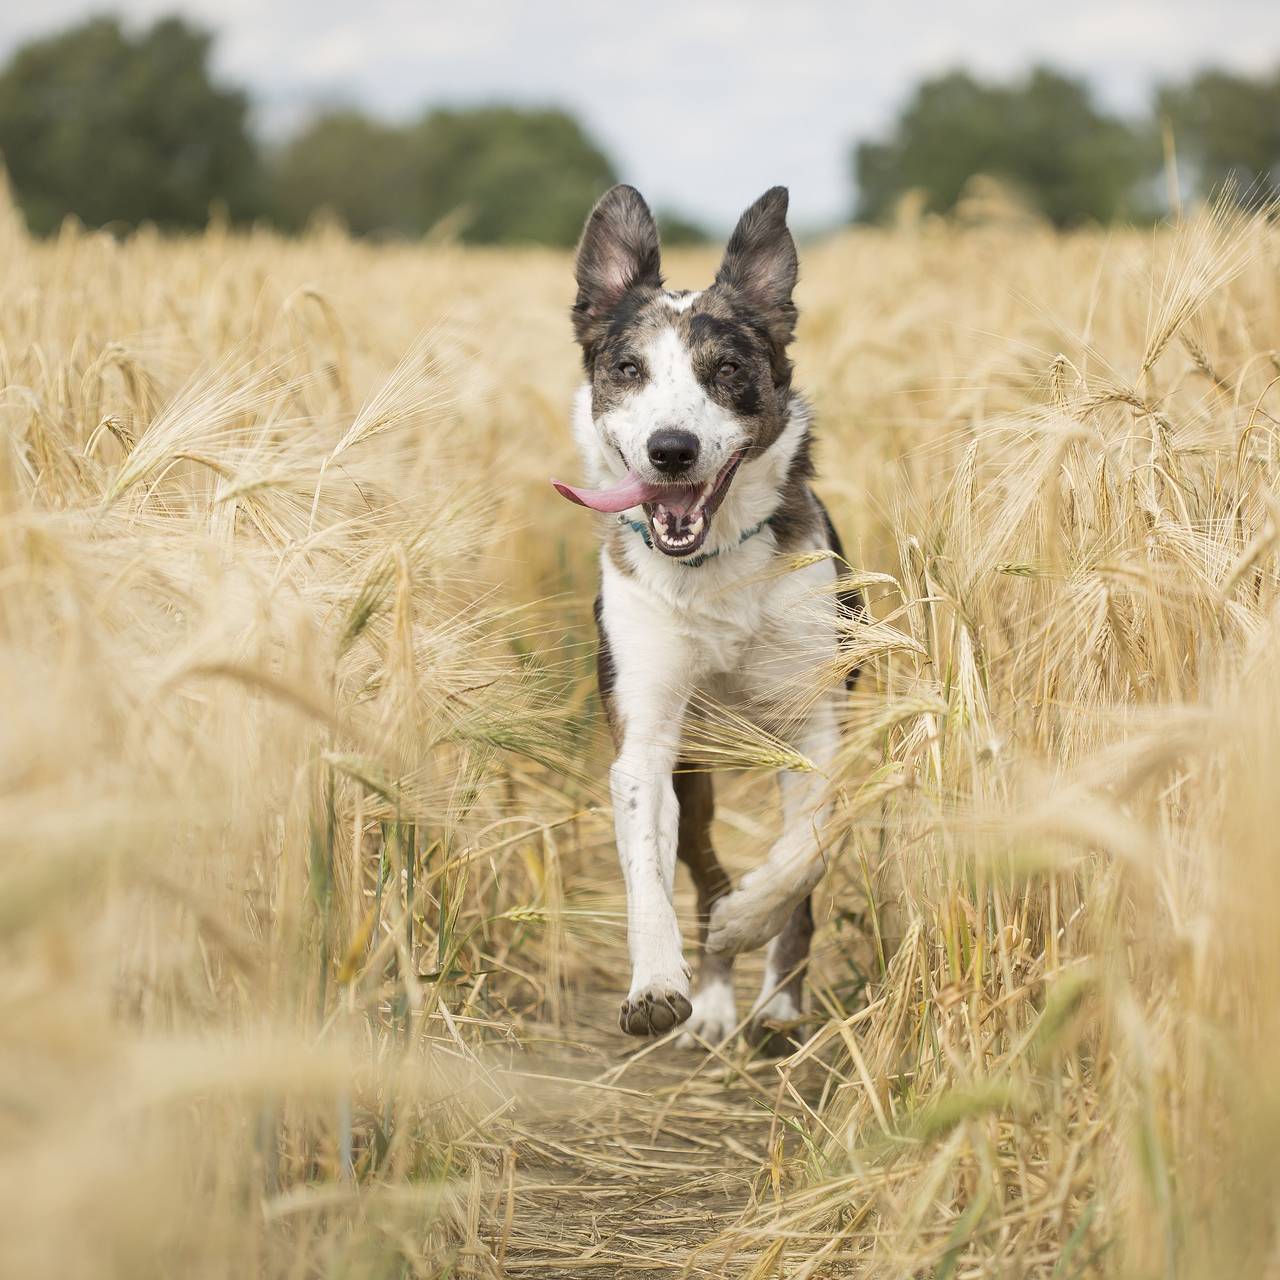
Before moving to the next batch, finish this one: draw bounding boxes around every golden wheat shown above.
[1,187,1277,1278]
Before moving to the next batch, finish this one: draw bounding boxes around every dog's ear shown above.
[572,185,662,352]
[715,187,798,347]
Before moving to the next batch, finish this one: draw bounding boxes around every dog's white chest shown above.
[601,532,838,720]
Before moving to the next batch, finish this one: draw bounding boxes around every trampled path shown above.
[472,779,867,1277]
[495,978,798,1278]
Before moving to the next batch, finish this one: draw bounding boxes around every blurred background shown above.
[0,0,1275,243]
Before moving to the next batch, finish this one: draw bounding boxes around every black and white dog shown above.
[553,185,861,1050]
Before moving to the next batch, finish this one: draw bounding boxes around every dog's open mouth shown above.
[642,452,743,556]
[552,451,744,558]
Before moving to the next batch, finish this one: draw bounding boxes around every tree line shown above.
[0,14,1276,242]
[854,65,1280,226]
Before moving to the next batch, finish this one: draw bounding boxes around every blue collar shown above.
[622,515,774,568]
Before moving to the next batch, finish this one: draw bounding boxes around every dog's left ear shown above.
[715,187,798,347]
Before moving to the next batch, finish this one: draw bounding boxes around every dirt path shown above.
[495,984,795,1277]
[468,777,861,1277]
[477,824,819,1279]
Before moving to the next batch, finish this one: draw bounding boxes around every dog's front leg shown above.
[611,729,692,1034]
[705,691,841,959]
[604,589,694,1035]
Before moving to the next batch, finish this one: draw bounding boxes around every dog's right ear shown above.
[572,185,662,352]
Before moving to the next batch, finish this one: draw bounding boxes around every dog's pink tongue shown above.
[551,471,664,514]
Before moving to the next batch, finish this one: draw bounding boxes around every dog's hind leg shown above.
[746,895,813,1056]
[670,767,737,1047]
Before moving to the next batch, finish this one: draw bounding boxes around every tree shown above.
[1158,68,1280,205]
[854,68,1153,227]
[271,111,419,236]
[0,15,259,233]
[410,106,617,245]
[655,210,710,246]
[270,105,617,244]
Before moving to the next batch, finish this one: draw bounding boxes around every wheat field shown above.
[1,174,1279,1278]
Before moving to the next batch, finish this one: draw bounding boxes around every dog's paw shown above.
[618,982,692,1036]
[746,990,806,1058]
[745,1013,806,1058]
[675,979,737,1050]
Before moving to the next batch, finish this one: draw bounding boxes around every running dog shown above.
[552,185,862,1050]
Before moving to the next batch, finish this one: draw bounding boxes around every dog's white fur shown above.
[574,378,843,1041]
[584,326,745,498]
[660,290,702,314]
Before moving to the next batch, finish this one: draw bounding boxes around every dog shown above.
[552,185,862,1051]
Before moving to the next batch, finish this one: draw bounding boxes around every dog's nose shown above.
[647,429,699,476]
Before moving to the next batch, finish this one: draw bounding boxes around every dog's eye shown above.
[616,361,640,380]
[717,360,739,379]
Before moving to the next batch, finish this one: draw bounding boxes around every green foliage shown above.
[0,15,259,233]
[1158,68,1280,205]
[655,210,711,245]
[270,110,420,238]
[272,105,618,245]
[413,106,617,245]
[854,67,1155,227]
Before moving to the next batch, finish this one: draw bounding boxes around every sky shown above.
[0,0,1276,230]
